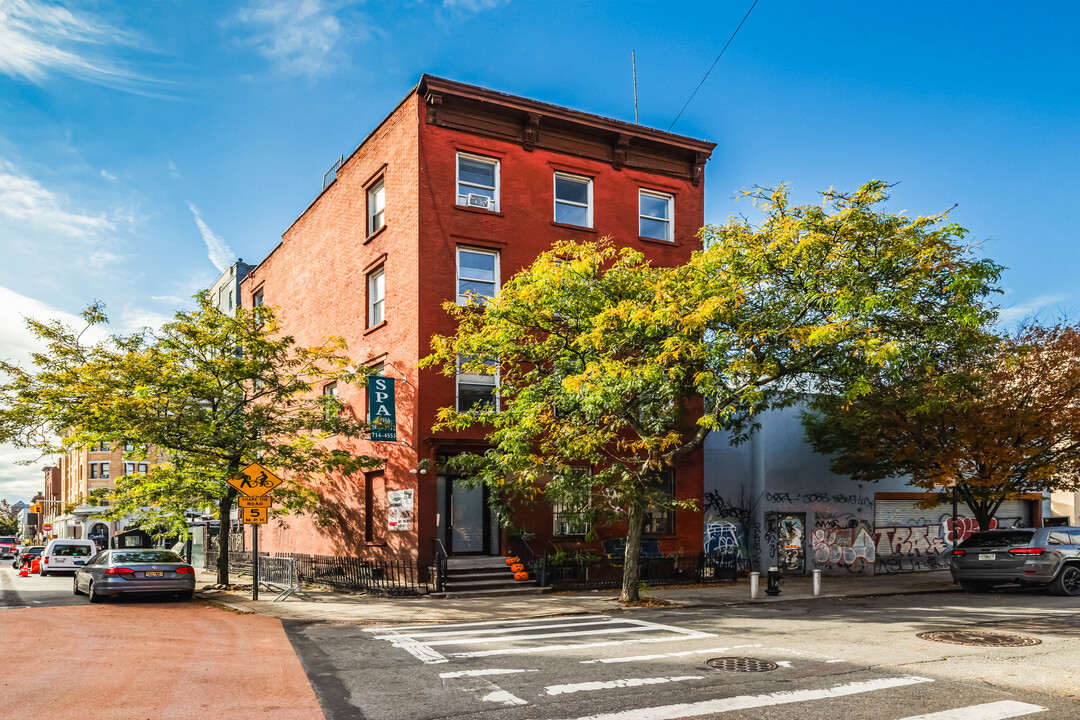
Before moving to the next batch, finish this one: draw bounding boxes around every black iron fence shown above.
[205,549,432,596]
[527,551,749,592]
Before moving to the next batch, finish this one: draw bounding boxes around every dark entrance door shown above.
[446,475,489,555]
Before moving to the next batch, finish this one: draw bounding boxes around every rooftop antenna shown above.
[632,50,639,124]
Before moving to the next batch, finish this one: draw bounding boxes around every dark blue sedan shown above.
[73,549,196,602]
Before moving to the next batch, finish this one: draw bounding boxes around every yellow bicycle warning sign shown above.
[226,462,283,497]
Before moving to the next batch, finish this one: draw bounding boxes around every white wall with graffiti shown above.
[704,405,1048,575]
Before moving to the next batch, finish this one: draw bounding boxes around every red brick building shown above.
[243,75,715,566]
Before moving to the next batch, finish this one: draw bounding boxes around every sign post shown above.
[226,462,282,601]
[368,375,397,442]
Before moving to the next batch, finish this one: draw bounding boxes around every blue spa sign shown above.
[368,375,397,442]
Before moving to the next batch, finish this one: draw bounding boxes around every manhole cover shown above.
[916,630,1042,647]
[706,657,779,672]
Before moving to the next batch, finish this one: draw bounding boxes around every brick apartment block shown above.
[243,75,715,566]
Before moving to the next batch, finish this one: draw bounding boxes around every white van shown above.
[40,539,98,576]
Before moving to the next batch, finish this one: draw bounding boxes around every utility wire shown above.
[667,0,759,132]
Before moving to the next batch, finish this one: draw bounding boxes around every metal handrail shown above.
[431,538,448,593]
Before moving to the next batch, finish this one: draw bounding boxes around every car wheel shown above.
[1049,565,1080,597]
[176,590,194,602]
[87,580,108,603]
[73,575,84,596]
[958,580,992,593]
[39,569,48,577]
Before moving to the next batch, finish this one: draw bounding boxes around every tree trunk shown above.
[216,485,239,586]
[619,502,646,603]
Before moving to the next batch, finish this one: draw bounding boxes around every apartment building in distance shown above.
[243,75,715,566]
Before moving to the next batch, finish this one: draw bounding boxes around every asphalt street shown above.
[3,563,1079,719]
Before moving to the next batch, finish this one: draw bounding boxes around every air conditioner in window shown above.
[467,193,492,209]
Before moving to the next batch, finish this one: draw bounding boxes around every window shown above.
[123,462,148,475]
[639,190,673,242]
[457,248,498,305]
[89,463,97,479]
[368,267,385,326]
[228,290,234,311]
[323,381,338,419]
[125,442,135,452]
[99,462,109,479]
[552,466,592,536]
[368,178,385,234]
[456,355,498,412]
[456,153,499,211]
[554,173,592,227]
[253,289,264,307]
[218,286,228,310]
[644,470,675,535]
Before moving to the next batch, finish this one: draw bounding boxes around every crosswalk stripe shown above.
[373,618,627,640]
[894,700,1048,719]
[546,675,705,696]
[417,623,667,647]
[365,614,609,633]
[557,675,934,720]
[450,632,729,659]
[581,644,761,664]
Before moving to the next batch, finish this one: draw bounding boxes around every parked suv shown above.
[950,527,1080,596]
[0,537,17,559]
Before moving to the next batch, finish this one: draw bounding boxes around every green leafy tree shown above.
[0,294,381,584]
[423,181,1002,602]
[803,323,1080,530]
[0,501,18,536]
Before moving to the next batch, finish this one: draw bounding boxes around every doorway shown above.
[445,474,490,555]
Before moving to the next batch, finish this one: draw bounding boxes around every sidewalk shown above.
[195,568,960,625]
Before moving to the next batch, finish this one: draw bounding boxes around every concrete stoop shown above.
[439,555,550,598]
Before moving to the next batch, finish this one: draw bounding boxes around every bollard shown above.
[813,569,822,596]
[749,571,759,599]
[765,566,782,596]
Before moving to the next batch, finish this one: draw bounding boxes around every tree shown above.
[0,295,381,584]
[422,181,1001,602]
[0,501,18,535]
[803,323,1080,530]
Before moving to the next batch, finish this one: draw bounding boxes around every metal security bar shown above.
[257,556,299,601]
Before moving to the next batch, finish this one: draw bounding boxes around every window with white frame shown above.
[456,355,498,412]
[456,153,499,211]
[323,381,339,419]
[252,288,264,307]
[639,190,674,242]
[123,462,148,475]
[368,178,385,234]
[368,266,385,326]
[644,470,675,535]
[552,466,592,536]
[90,462,109,479]
[457,247,498,305]
[554,173,592,227]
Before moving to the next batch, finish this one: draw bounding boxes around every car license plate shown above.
[145,571,163,577]
[979,553,996,561]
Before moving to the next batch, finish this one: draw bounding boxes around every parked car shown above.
[73,549,196,603]
[950,527,1080,596]
[13,546,44,569]
[39,538,98,577]
[0,536,18,559]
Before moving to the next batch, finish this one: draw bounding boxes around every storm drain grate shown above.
[916,630,1042,647]
[706,657,779,672]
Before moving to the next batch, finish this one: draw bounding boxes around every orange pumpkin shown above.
[505,556,520,565]
[514,571,530,581]
[510,563,525,573]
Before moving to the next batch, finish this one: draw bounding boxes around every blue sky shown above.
[1,0,1078,501]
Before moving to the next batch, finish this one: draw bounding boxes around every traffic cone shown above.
[18,567,28,577]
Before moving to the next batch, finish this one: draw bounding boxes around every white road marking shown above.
[365,614,609,633]
[546,675,704,696]
[451,633,718,659]
[769,645,843,662]
[421,623,665,647]
[557,675,934,720]
[376,629,447,664]
[378,618,620,639]
[582,644,761,664]
[775,660,793,668]
[894,700,1048,719]
[439,669,537,679]
[481,690,528,706]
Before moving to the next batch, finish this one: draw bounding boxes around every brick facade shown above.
[243,76,715,565]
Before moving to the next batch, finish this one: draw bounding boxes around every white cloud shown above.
[997,293,1071,325]
[100,169,117,181]
[187,202,234,272]
[0,162,115,237]
[167,160,181,179]
[443,0,508,10]
[0,0,157,93]
[236,0,371,77]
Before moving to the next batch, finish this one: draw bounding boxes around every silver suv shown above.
[950,527,1080,596]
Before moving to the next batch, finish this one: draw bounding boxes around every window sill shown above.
[551,222,597,234]
[637,235,677,248]
[455,205,504,217]
[364,321,387,336]
[363,224,389,245]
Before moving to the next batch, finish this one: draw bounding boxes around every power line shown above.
[667,0,759,132]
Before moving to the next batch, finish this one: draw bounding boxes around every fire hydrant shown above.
[765,566,782,596]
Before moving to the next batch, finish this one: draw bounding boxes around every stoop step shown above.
[442,586,552,599]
